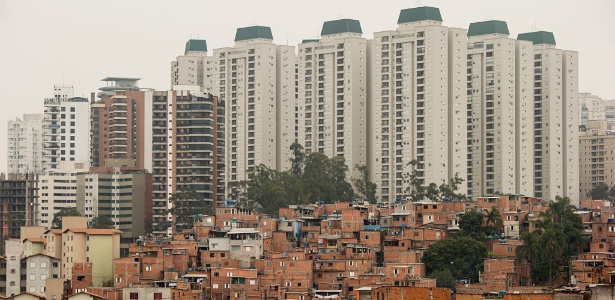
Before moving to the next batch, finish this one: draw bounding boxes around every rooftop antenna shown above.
[338,8,343,19]
[416,0,423,6]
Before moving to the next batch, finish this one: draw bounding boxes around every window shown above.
[154,293,162,300]
[130,292,139,300]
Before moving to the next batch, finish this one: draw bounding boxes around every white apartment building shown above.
[7,114,44,174]
[171,39,215,91]
[212,26,295,184]
[517,31,579,203]
[42,86,90,170]
[370,7,467,202]
[466,21,534,199]
[38,161,88,228]
[297,19,367,181]
[579,92,606,126]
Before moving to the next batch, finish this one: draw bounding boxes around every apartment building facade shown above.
[370,7,467,202]
[0,174,39,247]
[579,120,615,199]
[7,114,44,174]
[296,19,367,181]
[465,20,534,199]
[38,161,89,229]
[211,26,295,184]
[579,92,607,126]
[91,77,152,171]
[171,39,215,91]
[151,89,225,233]
[517,30,579,202]
[42,85,90,171]
[76,160,150,255]
[44,217,120,284]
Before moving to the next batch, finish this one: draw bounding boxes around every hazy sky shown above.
[0,0,613,173]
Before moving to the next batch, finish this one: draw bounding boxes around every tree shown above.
[352,164,378,204]
[328,156,354,202]
[588,182,610,200]
[459,210,485,240]
[439,173,466,201]
[289,143,305,176]
[404,160,426,201]
[422,236,487,282]
[425,183,440,202]
[90,214,114,229]
[169,189,213,231]
[483,205,502,236]
[52,208,81,229]
[517,196,585,285]
[228,181,261,211]
[429,269,457,292]
[245,164,289,215]
[516,231,540,286]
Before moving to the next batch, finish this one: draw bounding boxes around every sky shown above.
[0,0,613,174]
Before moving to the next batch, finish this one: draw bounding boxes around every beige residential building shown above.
[579,92,606,126]
[212,26,295,183]
[171,39,215,91]
[75,160,149,255]
[517,31,579,203]
[44,217,120,284]
[466,20,534,199]
[370,7,467,202]
[579,120,615,200]
[297,18,367,182]
[38,161,89,228]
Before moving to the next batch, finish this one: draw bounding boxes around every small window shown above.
[130,292,139,300]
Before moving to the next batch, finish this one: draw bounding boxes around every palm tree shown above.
[484,205,502,227]
[516,231,539,286]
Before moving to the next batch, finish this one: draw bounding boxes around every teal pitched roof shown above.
[397,6,443,24]
[234,26,273,42]
[321,19,362,36]
[184,39,207,54]
[301,39,320,44]
[517,31,556,45]
[468,20,509,37]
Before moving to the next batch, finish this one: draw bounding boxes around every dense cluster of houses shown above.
[3,195,615,299]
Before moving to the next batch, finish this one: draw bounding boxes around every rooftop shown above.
[517,31,556,45]
[234,26,273,41]
[184,39,207,54]
[321,19,362,36]
[468,20,509,37]
[397,6,443,24]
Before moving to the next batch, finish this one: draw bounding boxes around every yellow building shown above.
[44,217,121,286]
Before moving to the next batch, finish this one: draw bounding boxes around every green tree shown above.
[483,205,502,236]
[52,207,81,229]
[169,189,213,231]
[459,210,485,240]
[516,231,540,285]
[588,182,610,200]
[245,164,289,215]
[425,183,440,201]
[404,160,426,200]
[439,173,467,201]
[328,155,354,202]
[289,142,305,176]
[517,196,585,285]
[352,164,378,204]
[90,214,115,229]
[429,269,457,292]
[422,236,487,282]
